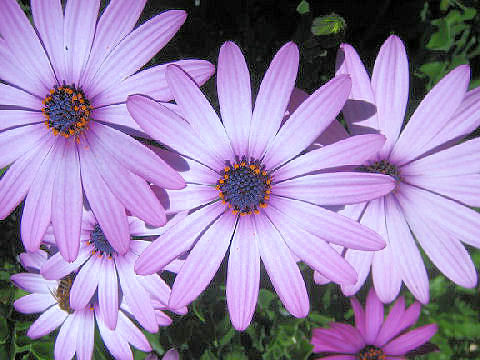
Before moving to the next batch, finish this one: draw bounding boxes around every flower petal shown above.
[92,104,142,131]
[162,349,180,360]
[70,257,101,310]
[390,65,470,165]
[19,250,48,272]
[169,213,236,309]
[162,184,218,213]
[41,247,89,280]
[226,216,260,330]
[116,311,151,352]
[263,74,351,169]
[0,110,45,132]
[364,288,384,344]
[28,305,67,339]
[10,273,57,294]
[382,324,437,355]
[98,257,119,330]
[311,327,360,354]
[255,214,309,318]
[374,296,406,347]
[372,244,403,304]
[96,308,135,360]
[341,249,373,296]
[217,41,252,155]
[0,83,42,109]
[54,313,77,360]
[249,42,299,159]
[75,308,95,360]
[14,293,56,314]
[350,298,366,339]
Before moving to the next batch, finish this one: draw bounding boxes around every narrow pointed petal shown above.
[329,323,366,349]
[169,213,236,309]
[78,143,130,255]
[227,216,260,330]
[98,257,119,330]
[116,311,151,351]
[350,298,367,339]
[10,273,57,294]
[92,104,142,131]
[75,308,95,360]
[274,134,386,182]
[14,293,56,314]
[96,308,133,360]
[364,288,384,344]
[138,274,171,306]
[255,214,309,318]
[372,244,403,304]
[27,305,67,339]
[249,42,299,159]
[86,10,187,98]
[163,184,218,213]
[263,75,351,169]
[270,196,385,250]
[19,250,48,272]
[41,248,89,280]
[399,302,421,331]
[265,206,357,285]
[390,65,470,165]
[70,257,101,310]
[336,43,379,133]
[126,95,224,169]
[217,41,252,155]
[135,202,225,275]
[382,324,437,355]
[0,83,42,109]
[54,312,77,360]
[273,172,394,205]
[341,249,373,296]
[163,349,180,360]
[384,195,429,304]
[0,110,45,132]
[374,296,406,347]
[311,327,360,353]
[166,64,233,160]
[313,271,331,285]
[31,0,66,81]
[371,35,409,152]
[0,124,47,169]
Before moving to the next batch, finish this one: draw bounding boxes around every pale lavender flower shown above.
[128,41,396,330]
[146,349,180,360]
[316,35,480,303]
[311,288,437,359]
[40,209,186,331]
[11,250,164,360]
[0,0,215,261]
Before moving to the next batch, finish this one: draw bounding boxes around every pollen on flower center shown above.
[216,157,271,216]
[357,345,386,360]
[54,274,75,313]
[359,159,401,181]
[87,224,116,258]
[41,85,92,142]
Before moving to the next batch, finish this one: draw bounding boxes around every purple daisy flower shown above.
[11,250,171,360]
[318,35,480,304]
[127,41,396,330]
[311,288,437,359]
[39,209,186,331]
[0,0,215,261]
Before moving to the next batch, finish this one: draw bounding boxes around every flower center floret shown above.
[54,274,75,313]
[216,157,271,216]
[87,224,116,258]
[359,159,401,181]
[357,345,386,360]
[41,85,92,142]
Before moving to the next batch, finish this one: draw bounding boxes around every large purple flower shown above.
[11,250,171,360]
[0,0,214,261]
[127,41,396,330]
[317,35,480,303]
[311,288,437,359]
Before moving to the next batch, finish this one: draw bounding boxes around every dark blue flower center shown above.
[359,159,401,181]
[88,224,116,257]
[216,158,271,216]
[357,345,386,360]
[54,274,74,313]
[41,85,92,142]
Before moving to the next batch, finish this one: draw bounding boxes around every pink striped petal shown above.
[217,41,252,155]
[78,142,130,255]
[28,305,67,339]
[162,349,180,360]
[138,274,171,306]
[265,205,357,285]
[335,43,378,133]
[263,75,351,169]
[372,245,402,304]
[350,298,366,339]
[163,184,218,213]
[249,42,299,159]
[14,293,56,314]
[273,172,394,205]
[98,257,119,330]
[341,249,373,296]
[169,213,235,309]
[319,356,356,360]
[75,308,95,360]
[92,104,142,131]
[86,10,187,98]
[135,202,225,275]
[269,196,385,250]
[255,214,309,318]
[398,302,421,331]
[0,83,42,109]
[382,324,437,355]
[19,250,48,272]
[10,273,57,294]
[54,311,77,360]
[0,110,45,131]
[311,327,360,353]
[314,118,350,145]
[96,309,136,359]
[390,65,470,165]
[364,288,384,344]
[31,0,66,82]
[116,311,151,351]
[329,323,366,349]
[70,256,101,310]
[227,216,260,330]
[384,195,429,304]
[313,271,331,285]
[371,35,409,153]
[274,134,386,182]
[41,247,89,280]
[374,296,406,347]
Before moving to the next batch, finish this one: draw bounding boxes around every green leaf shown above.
[0,318,8,345]
[296,0,310,15]
[427,18,452,51]
[31,342,54,360]
[311,14,346,36]
[200,349,217,360]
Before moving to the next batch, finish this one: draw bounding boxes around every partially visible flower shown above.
[317,35,480,303]
[11,250,165,360]
[311,289,437,359]
[0,0,214,261]
[128,40,396,330]
[40,209,185,331]
[146,349,180,360]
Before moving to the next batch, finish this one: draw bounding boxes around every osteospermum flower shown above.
[317,35,480,303]
[311,288,437,359]
[0,0,215,261]
[127,41,396,330]
[39,209,185,331]
[11,250,171,360]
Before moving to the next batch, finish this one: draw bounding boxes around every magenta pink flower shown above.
[127,41,396,330]
[39,209,185,332]
[11,250,168,360]
[311,289,437,359]
[0,0,215,261]
[316,35,480,303]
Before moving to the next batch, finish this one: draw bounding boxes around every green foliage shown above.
[296,0,310,15]
[311,13,346,36]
